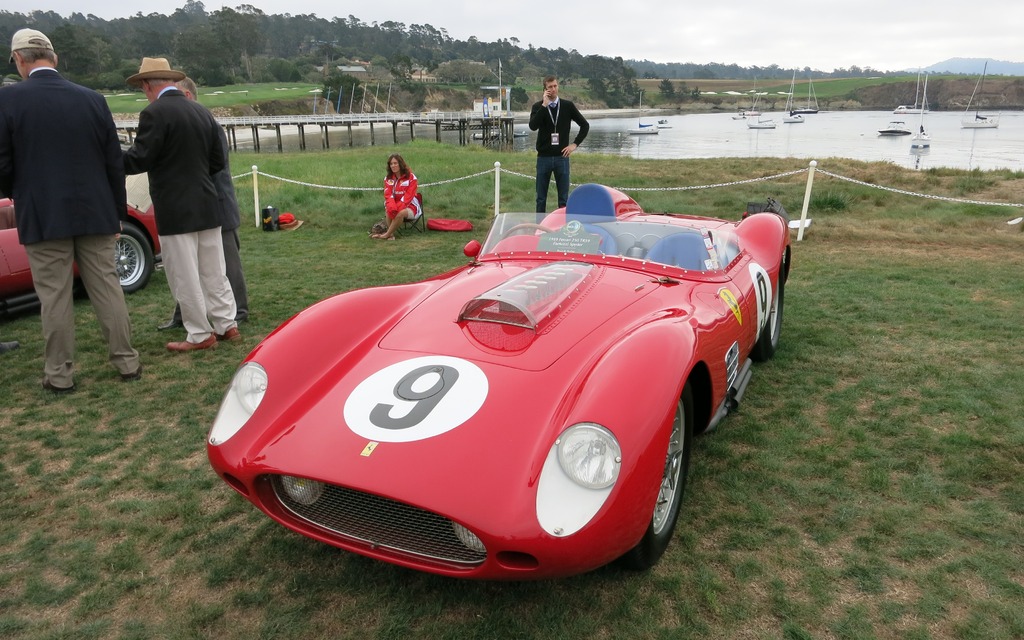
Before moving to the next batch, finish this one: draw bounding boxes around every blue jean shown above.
[536,155,570,214]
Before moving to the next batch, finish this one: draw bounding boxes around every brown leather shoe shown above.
[121,364,143,381]
[42,377,75,394]
[166,335,217,352]
[215,327,241,342]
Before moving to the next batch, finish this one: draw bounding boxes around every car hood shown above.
[379,259,666,371]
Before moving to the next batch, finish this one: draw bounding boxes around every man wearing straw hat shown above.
[123,57,240,352]
[0,28,142,392]
[155,76,249,332]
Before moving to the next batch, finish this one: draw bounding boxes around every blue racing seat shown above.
[647,232,710,271]
[565,184,619,255]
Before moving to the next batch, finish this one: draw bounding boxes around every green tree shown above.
[510,86,529,109]
[659,78,675,98]
[210,6,266,82]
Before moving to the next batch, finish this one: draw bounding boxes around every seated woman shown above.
[373,153,422,240]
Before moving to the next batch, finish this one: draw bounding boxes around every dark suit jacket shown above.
[0,68,127,245]
[122,89,225,236]
[213,128,240,232]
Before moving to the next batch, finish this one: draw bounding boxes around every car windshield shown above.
[479,211,740,273]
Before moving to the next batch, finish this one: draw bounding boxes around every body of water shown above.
[533,110,1024,172]
[235,110,1021,172]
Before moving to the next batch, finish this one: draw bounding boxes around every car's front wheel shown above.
[115,223,154,293]
[619,382,693,570]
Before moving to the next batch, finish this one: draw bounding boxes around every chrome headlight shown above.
[556,423,621,489]
[209,362,267,445]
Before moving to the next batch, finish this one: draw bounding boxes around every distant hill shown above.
[921,58,1024,75]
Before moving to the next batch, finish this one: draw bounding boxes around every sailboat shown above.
[910,73,930,150]
[961,62,999,129]
[894,71,929,115]
[734,79,762,119]
[628,90,658,135]
[791,76,819,115]
[782,71,804,123]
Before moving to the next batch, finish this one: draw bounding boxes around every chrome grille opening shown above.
[269,475,487,565]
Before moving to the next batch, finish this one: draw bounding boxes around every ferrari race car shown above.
[0,173,160,315]
[207,183,792,579]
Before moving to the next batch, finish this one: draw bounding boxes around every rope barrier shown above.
[238,160,1024,231]
[814,168,1024,208]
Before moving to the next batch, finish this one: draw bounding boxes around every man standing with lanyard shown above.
[528,75,589,214]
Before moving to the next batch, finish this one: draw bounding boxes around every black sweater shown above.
[528,99,590,157]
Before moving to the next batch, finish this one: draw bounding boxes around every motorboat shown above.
[878,121,911,136]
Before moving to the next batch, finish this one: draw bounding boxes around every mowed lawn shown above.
[1,145,1022,640]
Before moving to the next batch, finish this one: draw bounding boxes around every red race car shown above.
[0,175,160,315]
[208,183,792,579]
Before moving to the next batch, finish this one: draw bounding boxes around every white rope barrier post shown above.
[494,161,501,217]
[797,160,816,242]
[252,165,261,229]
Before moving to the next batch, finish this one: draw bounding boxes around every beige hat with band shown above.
[126,57,186,86]
[9,28,53,63]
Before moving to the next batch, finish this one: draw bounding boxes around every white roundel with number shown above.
[344,356,488,443]
[748,262,772,337]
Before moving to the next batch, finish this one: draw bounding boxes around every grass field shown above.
[1,145,1022,639]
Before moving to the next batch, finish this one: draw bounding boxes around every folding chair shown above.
[401,193,426,234]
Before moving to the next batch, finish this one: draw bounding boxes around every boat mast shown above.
[974,61,988,119]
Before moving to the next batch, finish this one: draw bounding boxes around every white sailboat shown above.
[910,74,930,150]
[790,76,819,115]
[747,116,776,129]
[628,90,658,135]
[734,79,762,119]
[961,62,999,129]
[894,71,929,115]
[782,71,804,123]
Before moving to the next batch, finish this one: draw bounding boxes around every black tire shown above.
[750,266,785,362]
[620,382,693,570]
[115,223,154,294]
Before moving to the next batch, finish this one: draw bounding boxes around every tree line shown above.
[3,4,903,111]
[1,3,647,109]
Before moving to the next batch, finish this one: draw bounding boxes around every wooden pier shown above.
[117,112,517,152]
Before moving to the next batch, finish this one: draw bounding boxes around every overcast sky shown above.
[22,1,1024,72]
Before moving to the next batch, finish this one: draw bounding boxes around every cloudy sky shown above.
[23,0,1024,72]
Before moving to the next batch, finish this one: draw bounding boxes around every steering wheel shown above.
[500,223,554,240]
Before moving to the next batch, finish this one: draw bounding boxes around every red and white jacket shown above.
[384,172,420,217]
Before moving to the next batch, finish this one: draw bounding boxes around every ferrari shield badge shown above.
[719,288,742,325]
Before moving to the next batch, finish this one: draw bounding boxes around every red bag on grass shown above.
[426,218,473,232]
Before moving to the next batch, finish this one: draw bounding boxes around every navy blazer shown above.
[0,69,127,245]
[123,89,226,236]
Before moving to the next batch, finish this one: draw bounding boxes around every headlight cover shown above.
[280,475,325,506]
[556,423,621,489]
[208,362,267,445]
[536,423,621,537]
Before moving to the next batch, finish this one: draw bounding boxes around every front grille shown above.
[269,475,487,566]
